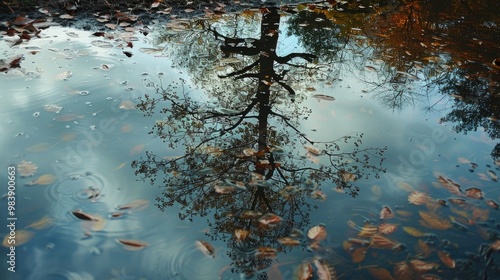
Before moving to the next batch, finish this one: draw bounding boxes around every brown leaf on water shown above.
[367,267,395,280]
[380,206,395,220]
[437,251,455,268]
[485,199,499,209]
[277,236,300,246]
[25,174,56,186]
[307,225,327,241]
[370,234,397,250]
[358,223,379,237]
[416,239,433,257]
[313,258,337,280]
[408,191,430,205]
[26,216,53,229]
[409,259,439,273]
[393,261,414,280]
[436,176,461,195]
[117,238,148,251]
[378,223,397,235]
[402,226,426,238]
[17,160,38,177]
[395,210,413,217]
[464,187,483,199]
[419,211,451,230]
[293,262,313,280]
[2,230,34,247]
[72,209,96,220]
[351,247,367,263]
[116,199,149,211]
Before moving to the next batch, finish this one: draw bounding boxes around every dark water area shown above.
[1,1,500,279]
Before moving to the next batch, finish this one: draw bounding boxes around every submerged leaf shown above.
[25,174,56,185]
[419,211,451,230]
[351,247,367,263]
[17,160,38,177]
[26,216,53,229]
[402,226,426,238]
[2,230,34,247]
[367,267,395,280]
[437,251,455,268]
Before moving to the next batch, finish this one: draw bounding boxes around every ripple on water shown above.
[28,270,94,280]
[149,238,223,280]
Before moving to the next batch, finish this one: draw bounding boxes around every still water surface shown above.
[1,1,500,279]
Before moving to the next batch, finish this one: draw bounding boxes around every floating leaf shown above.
[358,223,378,237]
[71,209,96,220]
[485,199,499,209]
[367,267,395,280]
[409,259,439,273]
[437,251,455,268]
[312,94,335,101]
[408,191,430,205]
[119,100,136,110]
[307,225,327,241]
[2,230,34,247]
[378,223,397,235]
[393,261,414,280]
[26,216,53,229]
[55,113,83,122]
[436,176,461,195]
[117,239,148,251]
[352,247,367,263]
[116,199,149,211]
[293,262,313,280]
[239,209,263,219]
[304,145,321,156]
[255,246,277,259]
[487,170,498,181]
[25,174,56,185]
[277,236,300,246]
[380,206,395,220]
[17,160,38,177]
[419,211,451,230]
[195,240,215,258]
[258,213,282,226]
[402,226,426,238]
[370,234,398,250]
[464,187,483,199]
[313,258,336,280]
[416,239,433,257]
[55,70,72,80]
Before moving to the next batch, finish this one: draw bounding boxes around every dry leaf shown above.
[367,267,395,280]
[419,211,451,230]
[117,239,148,251]
[408,191,430,205]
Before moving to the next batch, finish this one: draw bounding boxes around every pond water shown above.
[1,1,500,279]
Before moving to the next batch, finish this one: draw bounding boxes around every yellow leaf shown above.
[418,211,451,230]
[367,267,395,280]
[402,226,426,238]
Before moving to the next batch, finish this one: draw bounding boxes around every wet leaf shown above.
[416,239,433,257]
[419,211,451,230]
[380,206,395,220]
[393,261,414,280]
[194,240,215,258]
[293,262,313,280]
[464,187,483,199]
[313,258,336,280]
[357,223,378,237]
[351,247,367,263]
[17,160,38,177]
[436,176,461,195]
[307,225,327,241]
[26,216,53,229]
[277,236,300,246]
[2,230,34,247]
[367,267,395,280]
[409,259,439,273]
[304,145,321,156]
[312,94,335,101]
[239,209,263,219]
[258,213,282,226]
[117,239,148,251]
[472,207,489,222]
[255,246,277,259]
[116,199,149,211]
[370,234,398,250]
[437,251,455,268]
[402,226,426,238]
[487,170,498,181]
[408,191,430,205]
[485,199,499,209]
[26,174,56,185]
[378,223,397,235]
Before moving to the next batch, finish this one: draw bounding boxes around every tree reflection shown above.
[132,6,386,277]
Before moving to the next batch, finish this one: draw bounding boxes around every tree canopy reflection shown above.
[132,6,386,277]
